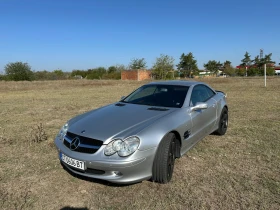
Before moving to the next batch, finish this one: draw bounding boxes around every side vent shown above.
[184,130,190,139]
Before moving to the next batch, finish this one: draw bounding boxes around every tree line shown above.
[0,51,277,81]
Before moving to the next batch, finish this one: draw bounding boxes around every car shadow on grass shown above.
[60,207,89,210]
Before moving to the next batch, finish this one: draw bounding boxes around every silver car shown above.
[55,80,228,184]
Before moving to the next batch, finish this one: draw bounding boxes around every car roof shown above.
[146,80,205,87]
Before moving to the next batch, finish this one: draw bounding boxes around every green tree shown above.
[34,70,52,80]
[87,67,107,79]
[223,60,232,68]
[152,54,175,80]
[222,61,236,76]
[251,53,275,75]
[128,58,147,69]
[4,62,34,81]
[176,52,198,77]
[247,67,260,76]
[252,53,274,69]
[252,55,261,68]
[223,67,236,76]
[71,70,87,78]
[240,51,252,67]
[261,53,275,65]
[203,60,222,75]
[236,68,246,76]
[115,64,127,72]
[52,69,66,80]
[103,65,122,80]
[108,66,117,74]
[0,74,6,81]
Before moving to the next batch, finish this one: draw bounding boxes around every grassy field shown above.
[0,77,279,210]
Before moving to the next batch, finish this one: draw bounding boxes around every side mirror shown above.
[190,102,208,111]
[120,96,125,100]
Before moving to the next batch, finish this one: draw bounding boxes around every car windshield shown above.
[122,85,189,108]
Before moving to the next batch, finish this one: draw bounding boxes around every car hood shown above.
[68,103,176,142]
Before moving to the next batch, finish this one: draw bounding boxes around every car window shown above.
[122,85,189,108]
[190,85,215,105]
[125,86,157,101]
[205,86,216,98]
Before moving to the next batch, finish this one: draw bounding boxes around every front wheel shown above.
[215,107,228,135]
[152,133,176,183]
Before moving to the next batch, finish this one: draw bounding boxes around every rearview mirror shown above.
[191,102,208,111]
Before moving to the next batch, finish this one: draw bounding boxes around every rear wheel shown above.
[152,133,176,183]
[215,107,228,135]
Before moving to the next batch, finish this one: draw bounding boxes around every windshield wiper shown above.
[115,103,126,106]
[147,107,169,111]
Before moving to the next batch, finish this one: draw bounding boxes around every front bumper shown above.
[55,137,157,184]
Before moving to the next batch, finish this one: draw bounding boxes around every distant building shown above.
[199,69,211,76]
[275,66,280,75]
[121,69,151,81]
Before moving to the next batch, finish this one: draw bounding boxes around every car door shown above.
[189,85,217,145]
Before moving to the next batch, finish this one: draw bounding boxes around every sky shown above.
[0,0,279,72]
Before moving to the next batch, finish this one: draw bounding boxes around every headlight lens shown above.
[57,123,68,140]
[104,136,140,157]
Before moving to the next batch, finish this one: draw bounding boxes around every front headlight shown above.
[104,136,140,157]
[57,123,68,141]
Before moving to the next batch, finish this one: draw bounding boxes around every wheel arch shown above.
[169,130,182,158]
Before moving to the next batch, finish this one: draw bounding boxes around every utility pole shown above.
[261,49,266,87]
[264,63,266,87]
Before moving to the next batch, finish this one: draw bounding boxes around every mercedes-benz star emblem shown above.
[70,137,80,151]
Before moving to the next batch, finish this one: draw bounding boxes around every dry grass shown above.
[0,77,279,210]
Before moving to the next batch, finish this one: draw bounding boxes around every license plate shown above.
[61,153,85,170]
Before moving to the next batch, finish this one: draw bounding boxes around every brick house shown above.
[121,69,151,81]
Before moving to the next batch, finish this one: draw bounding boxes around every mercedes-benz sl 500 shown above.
[55,80,228,184]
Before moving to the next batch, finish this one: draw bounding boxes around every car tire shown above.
[215,107,228,136]
[152,133,176,183]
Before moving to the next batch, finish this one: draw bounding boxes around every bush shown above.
[0,74,7,81]
[236,68,246,76]
[102,72,121,80]
[87,67,107,79]
[247,67,260,76]
[223,67,236,76]
[4,62,34,81]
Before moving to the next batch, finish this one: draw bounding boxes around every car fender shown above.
[136,108,191,151]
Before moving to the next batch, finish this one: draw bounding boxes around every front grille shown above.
[75,147,98,154]
[63,132,103,154]
[66,132,103,147]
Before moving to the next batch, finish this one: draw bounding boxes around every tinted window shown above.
[190,85,215,105]
[205,86,216,98]
[122,85,189,108]
[126,86,157,101]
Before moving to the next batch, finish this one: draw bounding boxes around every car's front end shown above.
[55,131,157,183]
[54,101,177,183]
